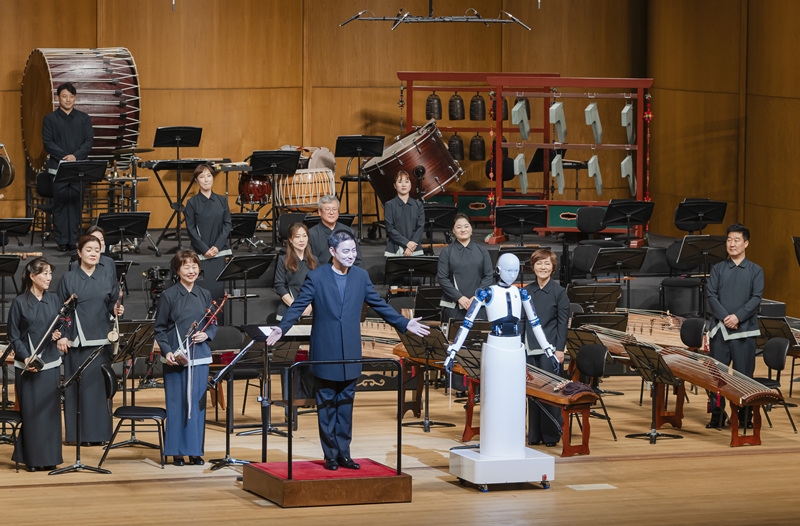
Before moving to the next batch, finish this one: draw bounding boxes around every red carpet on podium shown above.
[248,459,399,481]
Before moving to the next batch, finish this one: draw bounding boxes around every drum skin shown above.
[21,48,141,172]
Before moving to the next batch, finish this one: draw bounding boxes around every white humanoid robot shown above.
[447,253,557,490]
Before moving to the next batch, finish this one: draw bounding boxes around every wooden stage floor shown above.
[1,368,799,525]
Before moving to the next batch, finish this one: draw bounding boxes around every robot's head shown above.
[496,253,520,287]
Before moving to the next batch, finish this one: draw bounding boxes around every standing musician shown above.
[267,231,429,471]
[154,250,218,467]
[42,82,93,252]
[383,170,425,257]
[56,235,123,446]
[184,163,232,304]
[68,225,116,281]
[705,223,764,428]
[274,222,316,321]
[308,195,363,267]
[437,213,494,323]
[7,258,64,471]
[523,249,569,447]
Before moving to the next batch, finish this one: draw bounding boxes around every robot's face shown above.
[496,253,520,286]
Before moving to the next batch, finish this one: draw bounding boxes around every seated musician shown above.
[437,213,493,324]
[274,222,317,321]
[308,195,363,267]
[523,249,570,447]
[154,250,218,467]
[383,170,424,257]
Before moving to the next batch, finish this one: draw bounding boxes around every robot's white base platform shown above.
[449,447,555,488]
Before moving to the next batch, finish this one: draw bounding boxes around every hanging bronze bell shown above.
[469,133,485,161]
[449,92,465,120]
[426,91,442,120]
[515,96,531,120]
[470,93,486,121]
[448,133,465,160]
[492,96,509,120]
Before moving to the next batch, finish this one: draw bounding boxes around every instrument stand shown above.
[383,256,438,288]
[677,235,727,320]
[495,205,547,246]
[208,337,258,470]
[248,150,301,251]
[334,136,385,242]
[623,342,683,444]
[399,328,455,432]
[217,255,276,325]
[421,203,457,255]
[107,321,159,451]
[590,248,648,310]
[674,199,727,234]
[601,199,655,246]
[51,345,111,475]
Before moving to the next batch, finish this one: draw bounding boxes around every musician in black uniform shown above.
[706,223,764,428]
[68,225,116,282]
[184,163,231,304]
[437,213,493,323]
[523,249,569,447]
[56,235,123,445]
[154,250,218,466]
[383,170,425,257]
[41,82,93,251]
[7,257,63,471]
[308,195,363,267]
[274,222,317,321]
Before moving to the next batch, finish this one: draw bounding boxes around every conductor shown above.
[267,230,429,470]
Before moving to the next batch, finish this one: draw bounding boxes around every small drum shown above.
[363,119,462,203]
[21,48,141,172]
[275,169,336,211]
[238,175,271,205]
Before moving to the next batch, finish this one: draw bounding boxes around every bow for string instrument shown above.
[23,294,78,374]
[173,293,228,367]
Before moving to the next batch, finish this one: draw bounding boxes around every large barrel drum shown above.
[21,48,141,172]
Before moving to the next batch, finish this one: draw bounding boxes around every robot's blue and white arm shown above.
[521,289,559,372]
[443,288,490,373]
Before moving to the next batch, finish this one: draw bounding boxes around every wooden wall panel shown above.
[0,92,27,217]
[747,0,800,99]
[97,0,303,89]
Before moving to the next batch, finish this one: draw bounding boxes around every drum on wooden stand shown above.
[21,48,141,172]
[275,168,336,211]
[363,119,462,203]
[238,175,271,205]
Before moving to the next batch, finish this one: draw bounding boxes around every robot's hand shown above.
[443,348,457,374]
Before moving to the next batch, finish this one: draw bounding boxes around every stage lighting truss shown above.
[341,1,535,30]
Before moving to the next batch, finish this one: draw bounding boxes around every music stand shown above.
[565,328,605,363]
[230,212,265,251]
[601,199,655,246]
[105,320,158,450]
[422,203,457,254]
[217,254,276,324]
[591,248,648,309]
[567,284,622,313]
[448,344,484,451]
[0,218,32,248]
[398,327,455,432]
[334,136,385,241]
[383,256,438,287]
[0,323,13,443]
[208,333,258,470]
[792,237,800,268]
[623,342,683,444]
[249,150,301,249]
[96,211,158,257]
[50,345,111,475]
[674,199,727,234]
[414,286,442,321]
[571,312,629,331]
[677,235,727,319]
[495,205,547,246]
[0,255,20,323]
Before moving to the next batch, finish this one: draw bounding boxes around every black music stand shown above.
[51,345,111,475]
[398,327,455,432]
[565,328,605,363]
[757,317,799,349]
[0,256,20,323]
[217,254,276,324]
[334,136,385,242]
[495,205,547,246]
[422,203,457,254]
[249,150,301,250]
[208,334,258,470]
[602,199,655,246]
[571,313,629,332]
[448,344,484,451]
[591,248,648,309]
[152,126,203,252]
[96,211,158,257]
[674,199,727,234]
[230,212,265,251]
[414,286,442,321]
[567,284,622,313]
[383,256,438,287]
[623,342,683,444]
[677,235,727,319]
[106,320,158,450]
[53,161,107,237]
[0,218,32,248]
[792,237,800,268]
